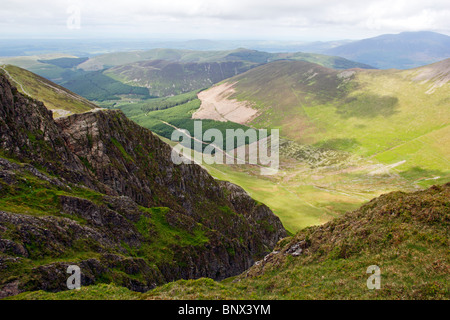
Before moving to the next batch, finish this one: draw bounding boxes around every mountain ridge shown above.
[195,58,450,181]
[9,181,448,299]
[104,59,254,97]
[0,64,97,118]
[77,48,374,72]
[143,182,449,300]
[326,31,450,69]
[0,73,286,298]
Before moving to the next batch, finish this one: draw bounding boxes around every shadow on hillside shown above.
[313,138,361,152]
[336,93,399,118]
[399,167,447,182]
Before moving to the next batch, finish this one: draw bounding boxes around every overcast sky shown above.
[1,0,449,41]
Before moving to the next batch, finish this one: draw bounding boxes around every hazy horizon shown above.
[1,0,449,41]
[0,31,449,42]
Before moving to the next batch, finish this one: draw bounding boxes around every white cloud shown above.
[0,0,449,40]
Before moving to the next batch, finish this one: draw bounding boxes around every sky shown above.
[1,0,449,41]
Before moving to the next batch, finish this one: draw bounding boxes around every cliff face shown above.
[0,74,287,298]
[0,74,89,184]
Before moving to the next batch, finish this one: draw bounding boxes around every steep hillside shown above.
[143,182,449,300]
[0,74,286,298]
[60,71,152,101]
[77,48,264,71]
[104,60,253,97]
[198,59,450,184]
[101,53,373,100]
[10,183,449,300]
[0,64,96,118]
[326,31,450,69]
[111,59,449,234]
[273,51,373,69]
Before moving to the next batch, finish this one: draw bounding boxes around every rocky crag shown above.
[0,74,287,298]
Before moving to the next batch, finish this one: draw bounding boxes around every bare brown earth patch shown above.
[193,82,259,124]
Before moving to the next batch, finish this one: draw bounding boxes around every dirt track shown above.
[193,82,259,124]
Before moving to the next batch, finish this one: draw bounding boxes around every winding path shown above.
[0,65,31,96]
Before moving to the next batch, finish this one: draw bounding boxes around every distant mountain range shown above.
[95,49,373,97]
[1,48,374,102]
[326,31,450,69]
[0,39,356,57]
[76,48,373,71]
[1,31,449,70]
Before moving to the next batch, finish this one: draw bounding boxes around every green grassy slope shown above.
[201,152,418,233]
[9,183,449,300]
[77,48,253,70]
[88,48,373,99]
[0,155,211,296]
[0,64,97,117]
[104,59,449,235]
[118,92,415,233]
[274,51,374,69]
[143,183,450,300]
[104,59,254,97]
[0,73,286,298]
[133,59,447,233]
[60,71,152,101]
[216,59,450,184]
[5,284,141,300]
